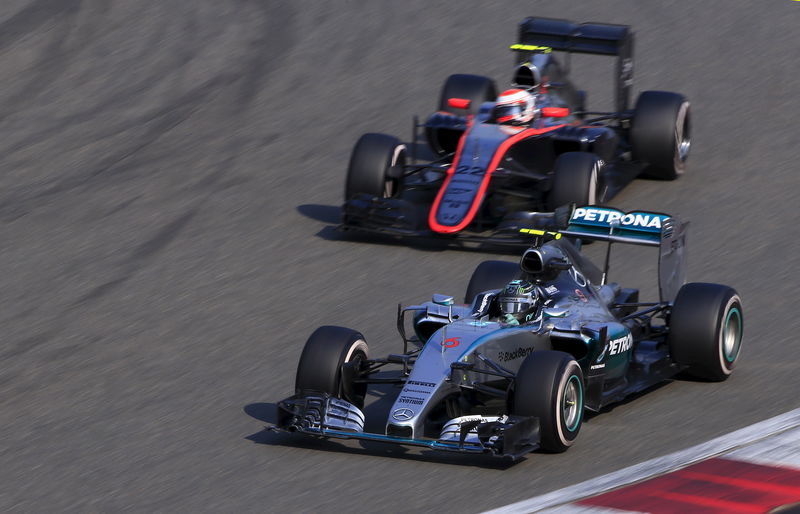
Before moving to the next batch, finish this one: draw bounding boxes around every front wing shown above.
[273,394,541,460]
[341,194,567,248]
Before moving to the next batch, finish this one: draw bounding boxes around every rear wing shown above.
[561,206,687,302]
[515,17,634,112]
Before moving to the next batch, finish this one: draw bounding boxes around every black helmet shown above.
[497,280,540,321]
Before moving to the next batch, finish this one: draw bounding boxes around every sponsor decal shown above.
[620,58,634,87]
[452,415,500,426]
[392,408,414,421]
[590,364,606,370]
[608,333,633,356]
[474,293,492,314]
[545,285,559,295]
[441,337,460,349]
[402,388,431,395]
[407,380,436,388]
[498,346,535,362]
[572,207,664,229]
[398,396,424,405]
[575,289,588,303]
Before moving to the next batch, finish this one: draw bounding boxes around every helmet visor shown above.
[499,298,532,314]
[495,103,524,122]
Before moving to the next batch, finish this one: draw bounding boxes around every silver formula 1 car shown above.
[273,206,743,459]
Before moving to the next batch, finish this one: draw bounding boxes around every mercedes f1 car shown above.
[341,18,691,246]
[273,206,742,459]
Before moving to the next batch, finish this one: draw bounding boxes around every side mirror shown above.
[447,97,471,110]
[541,107,570,118]
[432,294,454,306]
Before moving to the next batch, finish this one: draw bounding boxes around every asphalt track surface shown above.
[0,1,798,512]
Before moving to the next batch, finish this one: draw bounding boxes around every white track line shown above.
[482,407,800,514]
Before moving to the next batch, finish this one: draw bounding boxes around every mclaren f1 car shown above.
[273,206,742,459]
[341,17,691,246]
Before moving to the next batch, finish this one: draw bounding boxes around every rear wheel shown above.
[631,91,691,180]
[295,326,369,407]
[669,283,743,381]
[512,351,584,453]
[546,152,601,211]
[345,133,406,201]
[465,260,520,304]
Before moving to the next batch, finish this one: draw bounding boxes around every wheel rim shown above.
[383,146,406,198]
[383,178,397,198]
[722,307,742,363]
[677,122,691,161]
[588,162,598,204]
[675,103,691,165]
[562,374,583,432]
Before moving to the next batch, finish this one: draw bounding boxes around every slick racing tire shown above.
[295,326,370,407]
[345,133,406,201]
[668,283,743,381]
[631,91,691,180]
[512,351,584,453]
[546,152,601,211]
[438,73,498,117]
[465,260,520,304]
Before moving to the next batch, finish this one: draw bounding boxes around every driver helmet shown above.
[495,88,536,126]
[498,279,541,322]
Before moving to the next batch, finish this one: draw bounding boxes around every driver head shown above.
[495,88,536,126]
[497,279,541,322]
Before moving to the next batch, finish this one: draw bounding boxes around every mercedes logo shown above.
[392,408,414,421]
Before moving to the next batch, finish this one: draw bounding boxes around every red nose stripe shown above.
[428,124,566,233]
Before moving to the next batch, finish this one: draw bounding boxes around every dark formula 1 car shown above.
[273,207,743,459]
[341,17,691,246]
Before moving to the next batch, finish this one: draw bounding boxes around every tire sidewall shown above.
[546,152,602,211]
[669,283,743,381]
[716,294,743,376]
[345,134,405,200]
[343,339,369,369]
[552,360,583,448]
[295,326,369,399]
[513,351,584,452]
[588,159,599,204]
[631,91,690,180]
[672,100,690,177]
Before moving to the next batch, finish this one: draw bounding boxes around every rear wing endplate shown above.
[561,206,687,302]
[516,17,634,112]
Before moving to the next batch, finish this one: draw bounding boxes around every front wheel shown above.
[345,133,406,201]
[512,351,584,453]
[295,326,369,407]
[668,283,743,381]
[546,152,601,211]
[631,91,691,180]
